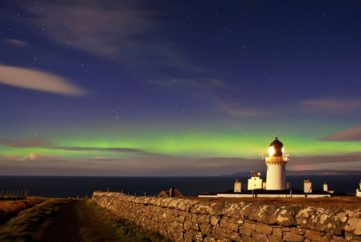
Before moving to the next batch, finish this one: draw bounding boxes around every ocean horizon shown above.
[0,175,359,198]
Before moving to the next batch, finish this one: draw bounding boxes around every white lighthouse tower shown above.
[265,137,288,190]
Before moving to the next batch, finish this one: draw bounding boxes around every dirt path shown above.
[39,200,83,242]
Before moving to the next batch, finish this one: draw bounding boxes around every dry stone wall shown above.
[92,192,361,242]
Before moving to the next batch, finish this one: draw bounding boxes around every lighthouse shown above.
[265,137,288,190]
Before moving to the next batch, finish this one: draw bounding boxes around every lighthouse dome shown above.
[269,137,284,156]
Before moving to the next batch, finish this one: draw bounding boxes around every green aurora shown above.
[3,127,361,159]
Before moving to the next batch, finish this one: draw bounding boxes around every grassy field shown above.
[0,197,45,224]
[196,196,361,210]
[0,198,68,241]
[0,199,169,242]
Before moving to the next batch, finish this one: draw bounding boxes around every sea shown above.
[0,175,359,198]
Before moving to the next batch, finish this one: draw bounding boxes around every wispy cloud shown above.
[4,38,29,47]
[21,152,41,161]
[49,146,156,156]
[0,137,52,148]
[3,152,59,162]
[150,77,268,118]
[0,65,86,96]
[321,125,361,141]
[302,97,361,113]
[1,150,360,176]
[291,152,361,164]
[22,2,152,58]
[149,78,229,95]
[216,100,269,118]
[16,1,198,73]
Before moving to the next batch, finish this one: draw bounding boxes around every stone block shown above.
[191,203,214,214]
[330,235,348,241]
[290,227,304,235]
[194,231,204,242]
[200,223,211,234]
[219,217,238,232]
[184,220,193,230]
[243,222,256,236]
[274,206,299,226]
[255,223,273,235]
[197,214,210,224]
[221,203,242,218]
[242,235,256,242]
[345,217,361,236]
[283,232,304,242]
[168,198,180,208]
[304,229,327,241]
[184,231,193,241]
[269,235,283,242]
[251,232,268,242]
[203,236,217,242]
[210,202,226,216]
[273,227,283,237]
[210,215,221,226]
[345,232,361,241]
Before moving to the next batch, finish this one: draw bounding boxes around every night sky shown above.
[1,0,361,176]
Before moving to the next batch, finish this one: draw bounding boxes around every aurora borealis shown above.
[1,1,361,175]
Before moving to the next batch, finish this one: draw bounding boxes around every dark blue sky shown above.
[1,0,361,175]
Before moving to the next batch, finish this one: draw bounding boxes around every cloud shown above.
[149,78,229,92]
[3,152,59,162]
[0,151,360,176]
[1,147,361,175]
[291,152,361,164]
[150,77,268,118]
[321,125,361,141]
[16,1,198,73]
[0,136,158,156]
[4,38,29,47]
[302,97,361,113]
[216,100,269,118]
[21,153,41,161]
[22,2,152,58]
[0,137,52,148]
[0,65,86,96]
[50,146,156,156]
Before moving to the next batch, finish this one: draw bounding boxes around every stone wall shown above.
[92,192,361,242]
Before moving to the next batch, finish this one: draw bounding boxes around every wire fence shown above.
[0,189,28,200]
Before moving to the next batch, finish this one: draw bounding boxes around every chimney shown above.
[169,187,175,197]
[234,179,242,193]
[323,182,328,192]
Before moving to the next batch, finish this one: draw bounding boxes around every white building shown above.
[247,172,263,190]
[265,137,288,190]
[304,179,312,193]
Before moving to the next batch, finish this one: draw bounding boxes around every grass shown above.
[196,196,361,210]
[0,198,68,242]
[0,197,45,224]
[0,199,170,242]
[77,200,170,242]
